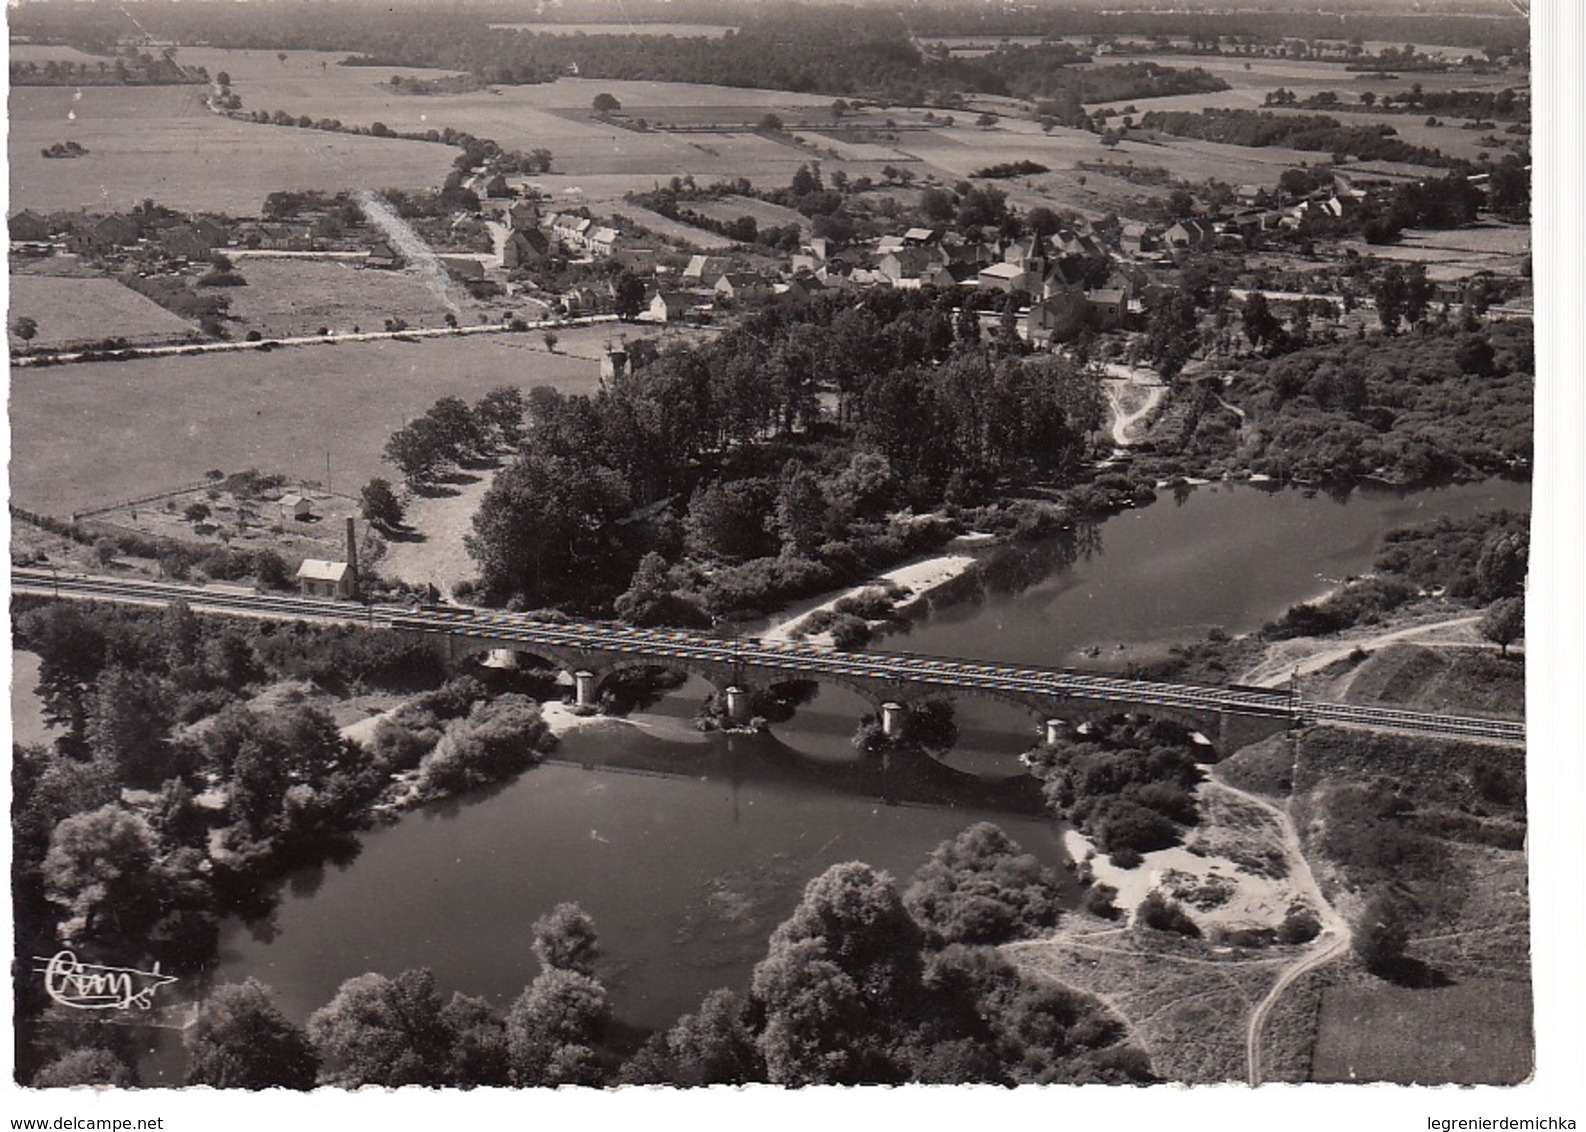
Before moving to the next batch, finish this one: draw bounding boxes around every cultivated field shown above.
[8,84,458,216]
[7,328,615,517]
[7,275,201,349]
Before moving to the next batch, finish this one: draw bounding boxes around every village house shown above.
[902,227,942,247]
[923,261,979,291]
[279,494,313,521]
[777,274,826,303]
[682,254,732,287]
[501,226,551,271]
[976,261,1028,295]
[1024,287,1091,348]
[1164,219,1212,249]
[612,246,657,273]
[588,226,621,257]
[296,559,353,599]
[714,272,770,303]
[647,289,693,323]
[1086,287,1130,331]
[65,214,142,257]
[878,247,939,289]
[9,210,52,243]
[1119,222,1158,257]
[159,224,216,260]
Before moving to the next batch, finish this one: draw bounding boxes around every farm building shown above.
[364,242,402,269]
[439,256,486,282]
[9,210,52,242]
[501,227,551,270]
[714,272,769,302]
[296,559,352,599]
[279,494,313,520]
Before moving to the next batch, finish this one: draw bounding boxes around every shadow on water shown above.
[546,721,1044,818]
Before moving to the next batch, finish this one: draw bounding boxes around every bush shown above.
[1278,906,1322,944]
[1136,891,1201,937]
[1081,883,1121,920]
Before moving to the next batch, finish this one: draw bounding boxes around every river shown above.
[134,478,1528,1076]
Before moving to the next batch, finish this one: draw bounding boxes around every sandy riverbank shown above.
[759,549,985,642]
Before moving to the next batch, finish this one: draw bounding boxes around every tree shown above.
[307,969,455,1087]
[12,314,38,349]
[1479,596,1524,657]
[1476,530,1529,600]
[42,805,159,942]
[612,269,646,321]
[1353,892,1410,974]
[542,329,559,353]
[441,993,511,1087]
[33,1049,136,1087]
[905,822,1062,946]
[751,862,925,1084]
[506,968,610,1086]
[591,92,621,115]
[360,477,404,531]
[1241,290,1282,350]
[1375,263,1407,334]
[531,902,600,977]
[758,113,784,132]
[185,979,319,1089]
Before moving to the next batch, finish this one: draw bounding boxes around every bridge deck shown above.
[11,568,1524,747]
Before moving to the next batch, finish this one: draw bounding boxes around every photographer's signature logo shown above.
[33,951,178,1011]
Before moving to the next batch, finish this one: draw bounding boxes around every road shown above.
[12,569,1525,747]
[9,313,619,367]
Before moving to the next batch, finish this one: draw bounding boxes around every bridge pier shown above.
[574,670,598,709]
[1044,718,1067,747]
[725,686,751,725]
[881,702,908,739]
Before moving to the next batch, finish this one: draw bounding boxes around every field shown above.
[212,258,513,339]
[7,328,619,518]
[7,275,201,349]
[683,194,811,234]
[8,84,457,216]
[483,22,737,37]
[1081,54,1527,167]
[1311,976,1533,1084]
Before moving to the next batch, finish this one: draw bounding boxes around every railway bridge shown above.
[11,568,1526,751]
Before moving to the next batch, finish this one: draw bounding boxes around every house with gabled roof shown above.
[879,247,939,289]
[648,289,693,322]
[1025,287,1091,347]
[977,261,1028,295]
[714,272,770,302]
[683,254,732,287]
[296,559,352,599]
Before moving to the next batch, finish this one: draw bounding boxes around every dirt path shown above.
[1100,365,1166,447]
[1208,774,1352,1086]
[1238,612,1494,688]
[376,473,498,596]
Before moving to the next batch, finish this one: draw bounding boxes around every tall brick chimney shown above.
[345,516,359,584]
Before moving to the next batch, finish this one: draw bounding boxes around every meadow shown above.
[7,276,201,349]
[7,329,613,518]
[1310,976,1533,1084]
[8,83,457,216]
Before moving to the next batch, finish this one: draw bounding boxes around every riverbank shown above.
[757,543,988,642]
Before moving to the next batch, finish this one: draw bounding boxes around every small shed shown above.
[279,494,313,520]
[296,559,353,599]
